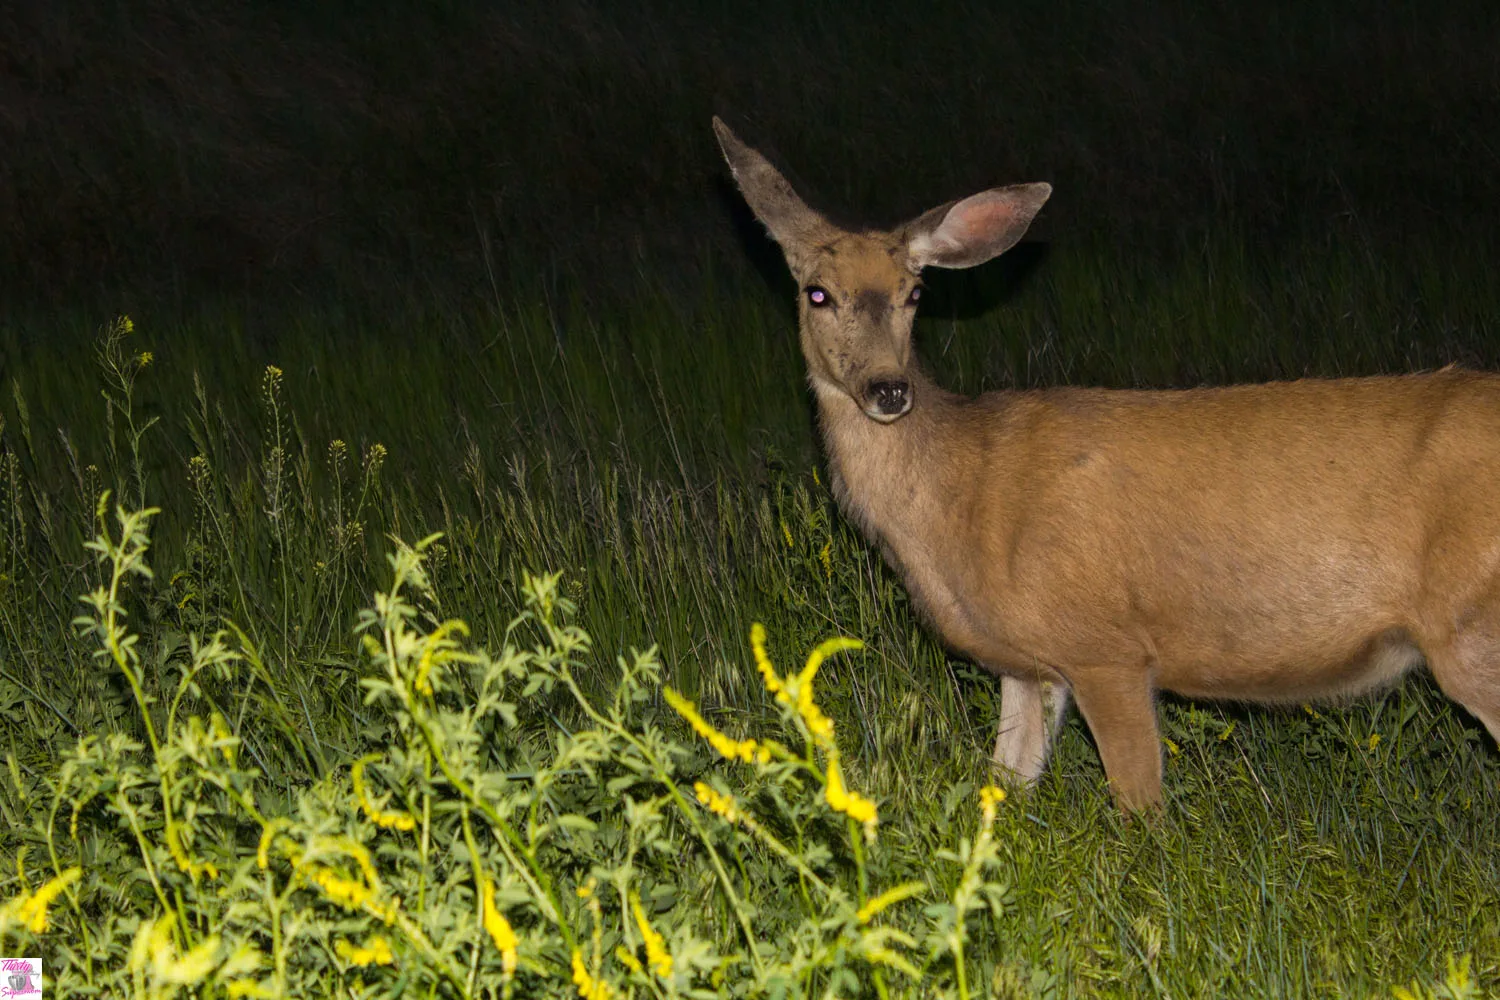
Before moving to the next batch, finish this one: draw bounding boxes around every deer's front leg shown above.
[992,674,1070,785]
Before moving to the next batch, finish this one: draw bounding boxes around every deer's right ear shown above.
[713,117,825,255]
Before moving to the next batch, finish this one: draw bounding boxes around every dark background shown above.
[4,0,1497,312]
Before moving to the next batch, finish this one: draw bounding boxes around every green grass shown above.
[2,233,1498,997]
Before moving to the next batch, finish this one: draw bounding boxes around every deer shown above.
[711,116,1500,813]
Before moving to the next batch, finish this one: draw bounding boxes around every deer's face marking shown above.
[794,235,923,421]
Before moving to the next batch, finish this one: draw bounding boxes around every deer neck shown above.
[812,368,962,563]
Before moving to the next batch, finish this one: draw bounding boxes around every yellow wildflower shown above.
[694,781,740,823]
[352,756,417,831]
[979,784,1006,826]
[631,893,673,978]
[750,623,789,703]
[4,867,81,934]
[165,820,219,882]
[317,835,381,891]
[825,755,878,839]
[413,619,471,696]
[162,936,221,984]
[131,915,220,986]
[794,635,861,745]
[1162,737,1181,757]
[335,936,394,967]
[663,687,766,763]
[854,880,925,924]
[209,712,237,765]
[305,860,398,923]
[1368,732,1382,751]
[571,949,613,1000]
[257,818,291,870]
[819,539,832,578]
[309,866,374,910]
[481,877,519,975]
[576,879,595,899]
[614,946,644,975]
[781,520,794,548]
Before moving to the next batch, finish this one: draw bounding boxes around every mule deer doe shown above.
[712,116,1500,813]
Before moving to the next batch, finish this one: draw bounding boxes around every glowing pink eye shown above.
[806,286,831,307]
[907,286,922,305]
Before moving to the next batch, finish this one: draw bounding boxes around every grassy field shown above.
[4,234,1500,997]
[3,0,1500,996]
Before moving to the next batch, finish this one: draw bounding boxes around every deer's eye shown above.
[805,286,833,308]
[906,286,923,306]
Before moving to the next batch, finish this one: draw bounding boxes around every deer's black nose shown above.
[869,379,911,416]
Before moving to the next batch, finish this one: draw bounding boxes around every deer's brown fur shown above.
[713,117,1500,812]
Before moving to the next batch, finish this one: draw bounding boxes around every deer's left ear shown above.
[905,183,1051,270]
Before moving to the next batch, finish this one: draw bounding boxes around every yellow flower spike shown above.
[824,754,878,839]
[694,781,740,823]
[819,539,833,578]
[614,946,645,975]
[576,879,595,900]
[1368,732,1382,751]
[750,623,788,703]
[132,913,217,987]
[571,949,613,1000]
[798,635,863,686]
[5,867,81,934]
[161,935,221,984]
[335,936,395,967]
[979,785,1007,809]
[332,836,381,892]
[855,880,925,924]
[663,687,762,763]
[304,858,398,924]
[209,712,237,765]
[979,784,1006,826]
[309,866,374,910]
[164,820,219,882]
[413,619,470,696]
[352,756,417,832]
[256,818,291,870]
[1162,737,1181,758]
[481,877,519,976]
[631,893,673,978]
[794,635,861,746]
[781,520,794,548]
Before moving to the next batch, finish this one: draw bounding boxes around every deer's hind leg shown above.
[992,674,1071,785]
[1068,667,1162,813]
